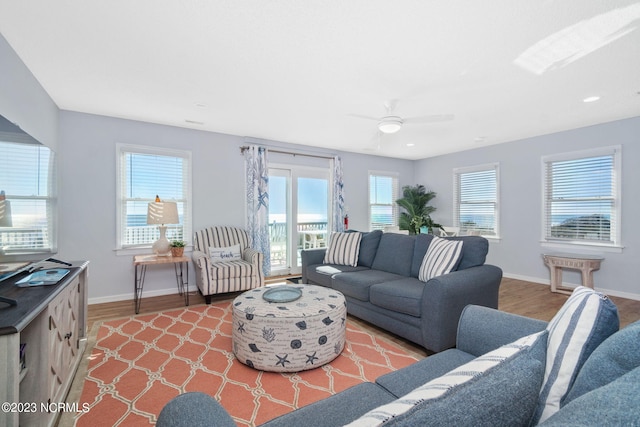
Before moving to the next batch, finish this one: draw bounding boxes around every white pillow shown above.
[208,244,241,263]
[323,232,362,267]
[418,236,463,281]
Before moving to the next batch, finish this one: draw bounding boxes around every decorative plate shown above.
[262,285,302,303]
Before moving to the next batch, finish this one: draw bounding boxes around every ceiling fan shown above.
[351,100,454,135]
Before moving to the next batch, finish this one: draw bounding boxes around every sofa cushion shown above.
[324,232,362,266]
[418,236,463,281]
[371,233,415,276]
[563,319,640,405]
[369,278,425,317]
[356,230,383,267]
[346,331,547,427]
[531,286,619,424]
[538,366,640,427]
[306,264,369,287]
[332,270,405,302]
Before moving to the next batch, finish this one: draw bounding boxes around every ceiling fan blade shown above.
[347,113,379,121]
[404,113,455,124]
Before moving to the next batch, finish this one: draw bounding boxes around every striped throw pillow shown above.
[531,286,619,424]
[418,236,463,281]
[323,232,362,267]
[346,331,546,427]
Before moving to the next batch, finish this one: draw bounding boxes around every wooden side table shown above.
[133,254,190,314]
[542,253,604,295]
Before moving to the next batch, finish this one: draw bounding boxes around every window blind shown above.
[117,145,191,248]
[543,148,618,245]
[0,139,56,253]
[369,172,399,231]
[454,164,498,237]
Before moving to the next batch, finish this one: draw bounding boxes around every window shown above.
[369,171,398,231]
[117,144,192,250]
[454,163,499,237]
[543,146,620,247]
[0,139,57,254]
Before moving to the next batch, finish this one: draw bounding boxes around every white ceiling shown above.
[1,1,639,160]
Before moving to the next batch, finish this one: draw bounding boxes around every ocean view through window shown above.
[454,163,499,237]
[369,171,398,231]
[116,144,192,249]
[543,146,620,247]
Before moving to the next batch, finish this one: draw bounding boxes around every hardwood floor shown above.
[87,276,640,358]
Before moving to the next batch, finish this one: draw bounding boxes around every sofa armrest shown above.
[191,250,209,270]
[420,264,503,352]
[242,248,264,266]
[456,305,548,357]
[301,248,327,282]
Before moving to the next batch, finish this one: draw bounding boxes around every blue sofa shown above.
[302,230,503,352]
[157,298,640,426]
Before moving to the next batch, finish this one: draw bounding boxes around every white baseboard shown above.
[88,285,198,305]
[502,272,640,301]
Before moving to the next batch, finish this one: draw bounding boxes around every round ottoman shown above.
[232,284,347,372]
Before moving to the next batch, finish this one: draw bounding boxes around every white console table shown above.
[0,261,89,427]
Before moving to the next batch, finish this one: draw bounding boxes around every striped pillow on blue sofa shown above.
[323,232,362,267]
[531,286,619,424]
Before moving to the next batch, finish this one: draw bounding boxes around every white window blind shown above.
[369,172,399,231]
[454,164,499,237]
[117,144,192,249]
[543,147,620,246]
[0,139,57,254]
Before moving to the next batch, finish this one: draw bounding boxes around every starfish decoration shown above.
[306,351,319,365]
[275,354,291,367]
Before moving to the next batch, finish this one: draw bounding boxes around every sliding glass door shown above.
[269,166,329,275]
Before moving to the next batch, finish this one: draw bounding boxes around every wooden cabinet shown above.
[0,261,88,427]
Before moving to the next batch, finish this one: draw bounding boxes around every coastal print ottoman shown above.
[232,284,347,372]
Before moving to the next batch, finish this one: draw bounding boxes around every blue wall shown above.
[415,118,640,299]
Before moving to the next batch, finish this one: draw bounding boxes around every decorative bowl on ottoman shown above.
[231,284,347,372]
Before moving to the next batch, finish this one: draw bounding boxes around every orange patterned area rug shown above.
[64,302,420,427]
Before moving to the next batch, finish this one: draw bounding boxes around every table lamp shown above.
[0,191,12,227]
[147,196,179,256]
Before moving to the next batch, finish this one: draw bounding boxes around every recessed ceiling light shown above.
[406,143,415,147]
[194,103,207,108]
[185,119,204,125]
[583,96,601,103]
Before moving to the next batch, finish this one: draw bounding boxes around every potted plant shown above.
[396,184,443,235]
[170,240,185,257]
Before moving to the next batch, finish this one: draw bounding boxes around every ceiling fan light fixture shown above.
[378,116,403,134]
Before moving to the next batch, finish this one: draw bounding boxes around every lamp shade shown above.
[0,200,12,227]
[147,201,179,225]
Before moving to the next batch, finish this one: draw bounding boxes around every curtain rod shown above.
[240,145,335,160]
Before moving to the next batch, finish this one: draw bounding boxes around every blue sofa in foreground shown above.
[157,287,640,426]
[302,230,502,352]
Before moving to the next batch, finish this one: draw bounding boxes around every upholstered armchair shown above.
[192,226,265,303]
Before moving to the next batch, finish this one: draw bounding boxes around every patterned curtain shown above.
[244,145,271,276]
[332,156,346,232]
